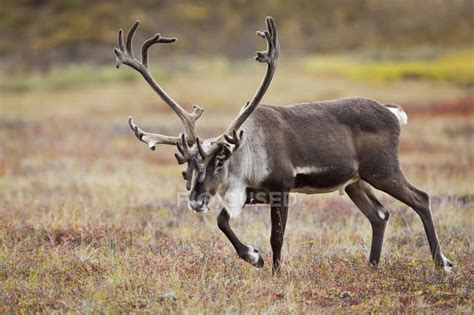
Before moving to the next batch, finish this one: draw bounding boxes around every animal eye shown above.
[215,160,225,172]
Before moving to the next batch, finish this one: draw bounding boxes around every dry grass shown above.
[0,64,473,313]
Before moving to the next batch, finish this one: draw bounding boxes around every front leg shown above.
[270,192,289,275]
[217,209,264,268]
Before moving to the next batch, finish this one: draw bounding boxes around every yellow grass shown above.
[302,50,474,85]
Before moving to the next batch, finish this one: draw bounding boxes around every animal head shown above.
[176,130,243,212]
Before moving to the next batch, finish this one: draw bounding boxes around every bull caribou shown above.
[114,17,452,275]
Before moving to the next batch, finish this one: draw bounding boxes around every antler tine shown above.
[175,151,188,165]
[195,137,207,159]
[128,116,180,150]
[270,16,278,47]
[174,133,197,165]
[141,33,177,67]
[218,144,232,156]
[174,133,202,190]
[223,129,243,149]
[182,168,191,180]
[118,29,125,52]
[216,144,232,163]
[175,134,187,164]
[126,21,139,57]
[215,129,243,165]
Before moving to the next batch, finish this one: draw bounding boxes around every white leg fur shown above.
[441,254,453,273]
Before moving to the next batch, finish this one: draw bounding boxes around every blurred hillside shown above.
[1,0,473,72]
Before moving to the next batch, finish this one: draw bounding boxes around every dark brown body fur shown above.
[214,97,451,274]
[238,97,400,193]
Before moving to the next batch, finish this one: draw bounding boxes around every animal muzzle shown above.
[188,196,210,213]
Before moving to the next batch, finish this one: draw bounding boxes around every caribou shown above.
[114,17,452,275]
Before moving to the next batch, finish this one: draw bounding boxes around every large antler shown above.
[114,21,203,148]
[199,16,278,159]
[166,17,279,189]
[221,16,279,137]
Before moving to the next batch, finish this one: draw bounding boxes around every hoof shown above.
[368,260,381,269]
[255,255,264,268]
[272,265,282,276]
[241,246,264,268]
[436,255,453,273]
[441,256,453,273]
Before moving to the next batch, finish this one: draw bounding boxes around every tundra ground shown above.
[1,60,473,313]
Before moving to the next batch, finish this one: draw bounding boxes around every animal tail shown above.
[385,103,408,125]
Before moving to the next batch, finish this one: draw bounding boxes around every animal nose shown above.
[188,199,206,212]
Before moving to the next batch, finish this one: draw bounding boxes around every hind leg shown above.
[346,180,389,265]
[366,172,452,272]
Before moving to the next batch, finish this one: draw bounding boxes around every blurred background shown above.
[1,0,472,191]
[0,1,473,312]
[1,0,473,68]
